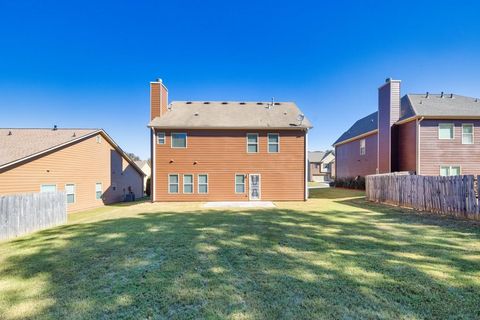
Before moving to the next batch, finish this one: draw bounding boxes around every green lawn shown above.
[1,189,479,319]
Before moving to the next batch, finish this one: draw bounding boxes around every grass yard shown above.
[1,189,479,319]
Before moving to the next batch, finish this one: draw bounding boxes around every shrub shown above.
[145,177,151,197]
[332,176,365,190]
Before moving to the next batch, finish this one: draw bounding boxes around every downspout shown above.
[305,130,309,201]
[416,117,424,175]
[151,128,156,202]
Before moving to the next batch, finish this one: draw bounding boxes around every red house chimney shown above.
[378,78,401,173]
[150,78,169,120]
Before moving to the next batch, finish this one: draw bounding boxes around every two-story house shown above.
[148,79,312,201]
[308,150,335,182]
[334,78,480,178]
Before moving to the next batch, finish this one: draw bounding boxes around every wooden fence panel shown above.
[0,192,67,241]
[365,173,480,220]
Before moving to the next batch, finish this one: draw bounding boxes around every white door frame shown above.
[249,173,261,200]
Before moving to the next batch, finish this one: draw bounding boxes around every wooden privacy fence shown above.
[0,192,67,241]
[366,173,480,220]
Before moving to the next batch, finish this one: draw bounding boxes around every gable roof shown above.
[333,111,378,146]
[308,151,326,163]
[400,94,480,121]
[148,101,312,130]
[0,128,145,176]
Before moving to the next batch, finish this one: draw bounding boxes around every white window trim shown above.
[40,184,57,193]
[439,165,462,176]
[267,133,280,153]
[65,183,76,204]
[246,133,259,153]
[198,173,209,194]
[171,132,187,149]
[168,174,180,194]
[438,123,455,140]
[235,173,246,194]
[183,174,194,194]
[462,123,474,145]
[360,138,366,156]
[157,132,166,145]
[95,182,103,200]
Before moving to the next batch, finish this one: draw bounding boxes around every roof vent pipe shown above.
[8,130,12,136]
[450,93,454,98]
[440,92,444,98]
[425,92,429,98]
[53,125,58,131]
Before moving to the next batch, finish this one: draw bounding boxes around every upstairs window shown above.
[267,133,280,153]
[157,132,165,144]
[462,124,474,144]
[360,139,366,155]
[438,123,454,140]
[440,166,461,176]
[171,133,187,148]
[247,133,259,153]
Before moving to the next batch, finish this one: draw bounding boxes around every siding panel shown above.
[335,133,378,178]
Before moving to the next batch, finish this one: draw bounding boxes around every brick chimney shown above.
[377,78,401,173]
[150,78,169,120]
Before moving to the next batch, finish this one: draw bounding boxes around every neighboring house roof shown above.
[400,94,480,121]
[308,151,326,163]
[321,151,335,164]
[0,128,145,176]
[148,101,313,129]
[333,111,378,146]
[134,160,151,175]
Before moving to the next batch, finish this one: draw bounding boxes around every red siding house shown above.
[334,78,480,178]
[148,79,312,201]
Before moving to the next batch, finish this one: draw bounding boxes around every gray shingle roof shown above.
[400,94,480,120]
[148,101,312,129]
[333,112,378,145]
[0,128,98,168]
[308,151,326,163]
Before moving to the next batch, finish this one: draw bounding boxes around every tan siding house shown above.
[0,129,145,212]
[148,79,312,202]
[334,78,480,178]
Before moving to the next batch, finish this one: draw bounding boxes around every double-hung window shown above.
[267,133,279,153]
[65,184,75,204]
[157,132,166,144]
[462,124,474,144]
[171,133,187,148]
[440,166,461,176]
[168,174,179,193]
[183,174,193,194]
[438,123,454,140]
[198,174,208,194]
[235,174,246,193]
[247,133,259,153]
[360,139,366,155]
[95,183,103,199]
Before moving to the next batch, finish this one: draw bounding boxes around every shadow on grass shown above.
[1,201,480,319]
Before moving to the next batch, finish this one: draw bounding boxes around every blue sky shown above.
[1,0,479,159]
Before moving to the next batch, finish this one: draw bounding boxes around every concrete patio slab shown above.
[203,201,276,208]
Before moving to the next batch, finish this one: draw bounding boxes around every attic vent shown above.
[256,102,263,105]
[274,102,281,105]
[186,101,192,104]
[194,112,199,116]
[221,102,228,105]
[7,131,12,136]
[203,102,210,104]
[239,102,246,105]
